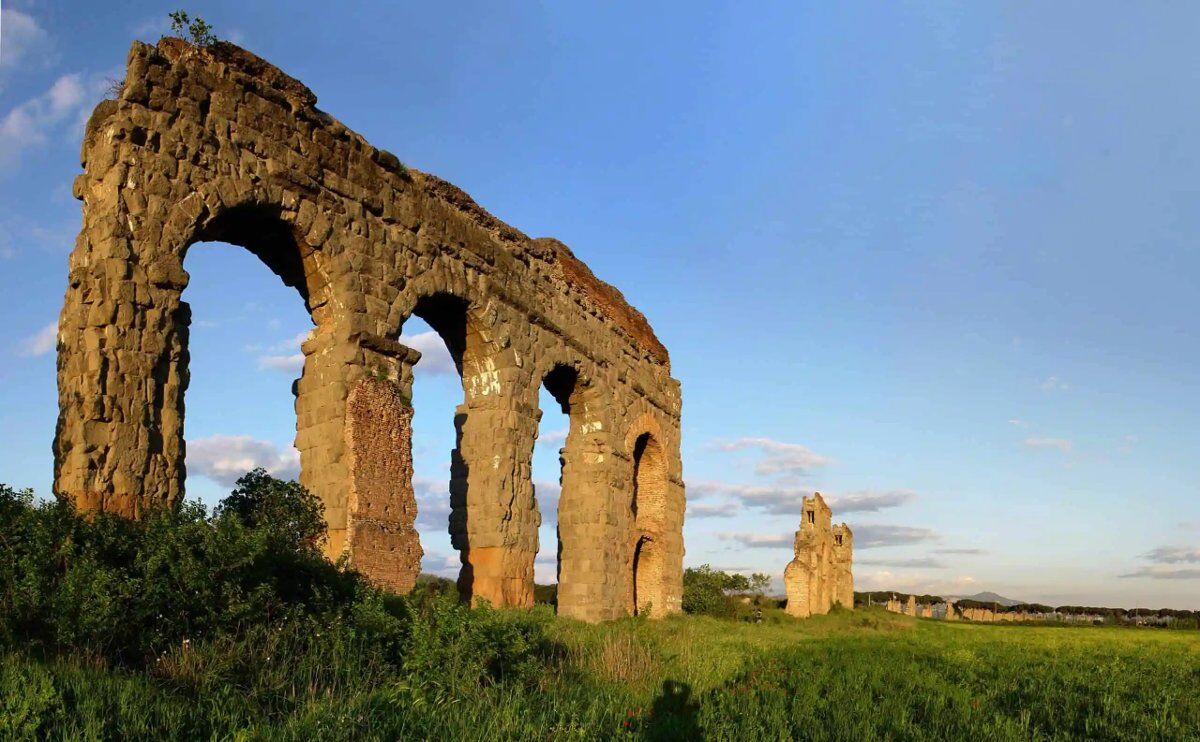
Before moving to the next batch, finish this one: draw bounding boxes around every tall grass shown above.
[4,611,1197,739]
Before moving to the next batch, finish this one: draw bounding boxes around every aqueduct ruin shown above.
[53,38,685,622]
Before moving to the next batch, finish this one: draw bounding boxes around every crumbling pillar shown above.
[452,394,540,608]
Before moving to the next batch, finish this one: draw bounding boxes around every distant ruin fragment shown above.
[53,38,685,621]
[784,493,854,618]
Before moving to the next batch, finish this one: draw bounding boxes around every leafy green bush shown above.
[0,472,364,663]
[681,564,770,617]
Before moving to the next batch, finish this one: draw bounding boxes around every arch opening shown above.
[179,211,313,507]
[532,365,578,607]
[630,431,667,616]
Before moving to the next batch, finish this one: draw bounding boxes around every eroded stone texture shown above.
[54,38,685,621]
[784,493,854,618]
[832,523,853,608]
[905,595,918,617]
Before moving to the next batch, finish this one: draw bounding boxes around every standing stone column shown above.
[451,395,540,607]
[55,116,191,514]
[557,409,624,621]
[295,330,423,592]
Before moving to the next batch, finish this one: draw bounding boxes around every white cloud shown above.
[828,489,917,513]
[18,321,56,357]
[132,15,172,41]
[857,557,947,569]
[854,570,978,595]
[1023,436,1073,453]
[257,354,304,372]
[714,437,830,477]
[1119,565,1200,580]
[0,72,105,167]
[687,481,913,516]
[717,532,793,549]
[1007,419,1027,427]
[401,331,457,376]
[187,435,300,488]
[934,548,986,555]
[0,8,50,74]
[1143,546,1200,564]
[686,501,741,519]
[254,331,312,372]
[1039,375,1071,393]
[537,428,568,448]
[852,524,939,549]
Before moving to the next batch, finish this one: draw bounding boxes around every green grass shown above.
[3,608,1197,740]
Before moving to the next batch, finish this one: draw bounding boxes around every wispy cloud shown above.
[857,557,947,569]
[1143,546,1200,564]
[828,489,917,513]
[258,354,304,372]
[1039,375,1071,393]
[934,548,986,555]
[18,322,57,357]
[253,331,310,373]
[687,501,741,519]
[187,435,299,487]
[1119,565,1200,580]
[132,15,172,41]
[717,532,793,549]
[1023,436,1073,453]
[853,524,939,549]
[713,437,830,477]
[0,72,105,167]
[537,428,568,448]
[688,481,913,516]
[0,8,51,78]
[1007,419,1028,428]
[402,331,457,376]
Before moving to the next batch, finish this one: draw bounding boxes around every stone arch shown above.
[629,430,668,616]
[56,37,684,620]
[534,360,613,619]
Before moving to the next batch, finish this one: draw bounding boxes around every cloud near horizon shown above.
[717,532,793,549]
[1119,565,1200,580]
[852,524,939,549]
[1142,546,1200,564]
[713,437,830,477]
[186,435,300,487]
[687,481,915,516]
[857,557,948,569]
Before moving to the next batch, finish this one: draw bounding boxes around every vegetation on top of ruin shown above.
[167,10,217,47]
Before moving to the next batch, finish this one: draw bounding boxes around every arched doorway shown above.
[630,432,667,616]
[178,204,315,506]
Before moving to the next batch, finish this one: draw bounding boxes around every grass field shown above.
[4,607,1197,740]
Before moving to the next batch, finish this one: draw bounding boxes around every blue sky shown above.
[1,1,1197,608]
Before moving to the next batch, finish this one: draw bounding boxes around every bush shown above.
[682,565,770,618]
[0,471,366,663]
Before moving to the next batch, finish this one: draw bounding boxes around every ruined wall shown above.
[54,38,685,622]
[784,493,853,618]
[832,523,853,608]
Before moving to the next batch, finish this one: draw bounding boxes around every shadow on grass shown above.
[644,679,699,739]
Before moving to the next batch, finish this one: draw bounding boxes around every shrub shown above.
[168,10,217,47]
[682,565,770,617]
[0,471,362,663]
